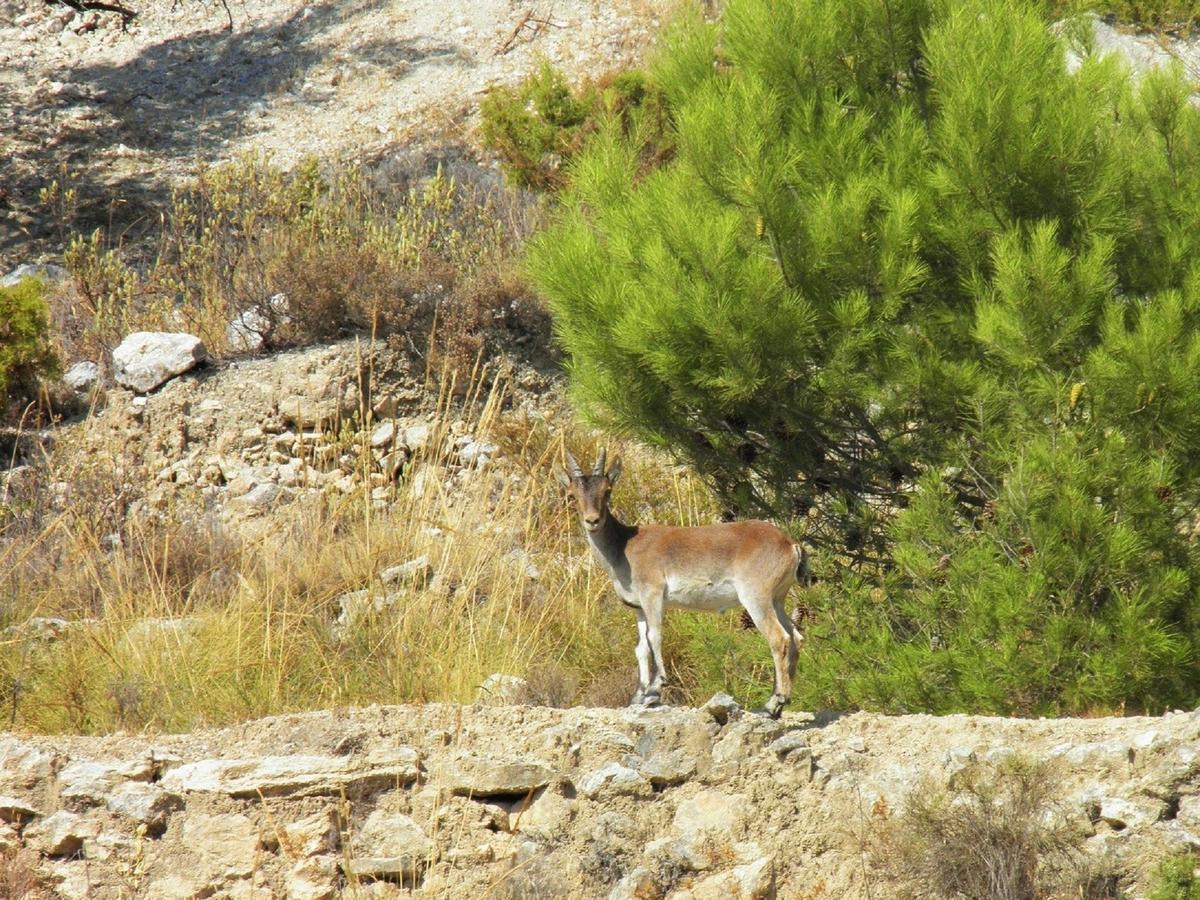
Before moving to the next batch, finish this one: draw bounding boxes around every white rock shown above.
[379,555,432,586]
[281,808,339,858]
[370,421,396,448]
[160,749,420,797]
[2,263,68,287]
[227,308,271,353]
[62,361,99,392]
[59,757,152,805]
[112,332,207,393]
[105,782,181,830]
[703,693,740,725]
[458,439,498,466]
[578,762,651,799]
[24,810,95,856]
[286,855,338,900]
[688,855,775,899]
[442,755,554,797]
[182,812,260,880]
[1098,796,1156,830]
[673,790,749,838]
[403,423,431,451]
[0,794,41,823]
[348,810,432,882]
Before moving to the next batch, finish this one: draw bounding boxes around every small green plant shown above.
[480,63,672,191]
[1147,853,1200,900]
[0,278,59,415]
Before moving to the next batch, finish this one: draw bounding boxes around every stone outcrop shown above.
[111,332,208,393]
[0,702,1197,898]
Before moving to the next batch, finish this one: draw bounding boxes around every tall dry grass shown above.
[0,365,751,735]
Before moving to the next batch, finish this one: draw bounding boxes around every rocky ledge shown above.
[1,700,1198,898]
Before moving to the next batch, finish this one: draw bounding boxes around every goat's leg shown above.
[631,609,652,707]
[744,593,794,718]
[642,589,667,706]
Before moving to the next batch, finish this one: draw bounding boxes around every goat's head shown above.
[558,448,622,533]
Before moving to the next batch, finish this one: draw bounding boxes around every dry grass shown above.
[0,364,736,735]
[869,757,1111,900]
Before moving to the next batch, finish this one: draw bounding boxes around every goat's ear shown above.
[607,456,623,485]
[556,469,572,489]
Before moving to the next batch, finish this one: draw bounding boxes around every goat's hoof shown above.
[758,696,786,719]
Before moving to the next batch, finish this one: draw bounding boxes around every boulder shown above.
[227,309,271,353]
[673,790,749,839]
[703,693,740,725]
[112,332,207,393]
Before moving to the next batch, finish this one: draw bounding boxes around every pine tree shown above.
[528,0,1200,713]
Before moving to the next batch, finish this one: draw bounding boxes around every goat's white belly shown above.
[664,575,740,612]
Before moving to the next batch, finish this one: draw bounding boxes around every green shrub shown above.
[1148,854,1200,900]
[528,0,1200,714]
[479,62,672,191]
[0,278,59,414]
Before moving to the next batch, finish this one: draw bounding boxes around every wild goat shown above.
[560,450,805,718]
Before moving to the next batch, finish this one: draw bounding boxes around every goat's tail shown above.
[794,543,812,587]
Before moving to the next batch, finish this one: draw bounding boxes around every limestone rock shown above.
[379,555,433,587]
[578,762,651,799]
[287,855,339,900]
[160,748,420,797]
[228,308,271,353]
[637,749,697,787]
[348,810,432,882]
[2,263,68,287]
[104,782,181,831]
[673,790,749,839]
[182,812,260,881]
[59,757,153,806]
[0,737,57,786]
[0,794,40,824]
[281,808,339,858]
[371,421,396,449]
[24,810,95,857]
[62,361,99,393]
[688,855,775,899]
[112,332,207,393]
[443,755,554,797]
[703,693,740,725]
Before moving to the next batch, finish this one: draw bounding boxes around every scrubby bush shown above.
[480,62,672,191]
[0,278,59,416]
[56,154,545,386]
[872,757,1105,899]
[528,0,1200,714]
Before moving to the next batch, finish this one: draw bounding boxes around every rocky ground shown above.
[0,0,673,265]
[1,698,1198,898]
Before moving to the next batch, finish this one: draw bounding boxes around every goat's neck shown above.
[586,510,638,575]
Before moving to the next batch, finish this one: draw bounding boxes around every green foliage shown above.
[479,62,672,190]
[1148,854,1200,900]
[0,278,59,412]
[529,0,1200,714]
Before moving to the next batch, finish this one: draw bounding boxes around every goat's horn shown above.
[594,448,607,476]
[565,450,583,478]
